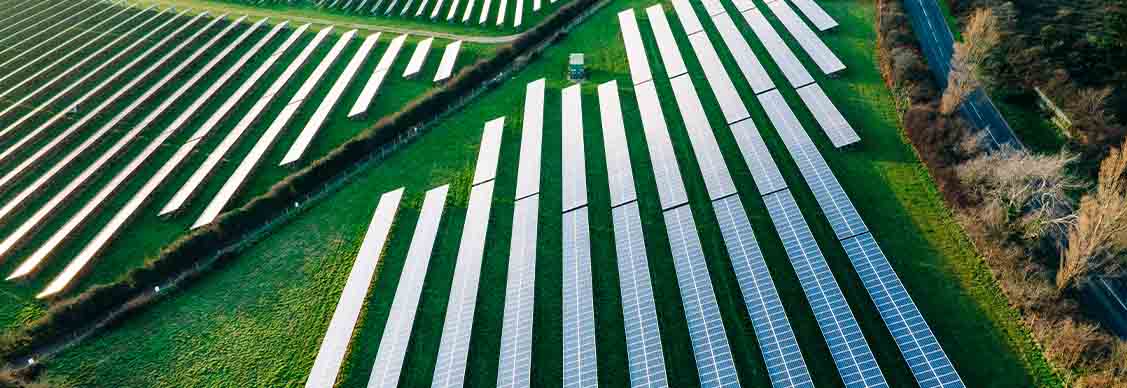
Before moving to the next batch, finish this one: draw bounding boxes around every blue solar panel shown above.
[497,196,539,388]
[761,190,888,388]
[712,195,814,388]
[841,233,966,388]
[612,202,671,388]
[663,206,741,388]
[563,207,599,388]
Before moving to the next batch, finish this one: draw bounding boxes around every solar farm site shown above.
[0,0,1055,387]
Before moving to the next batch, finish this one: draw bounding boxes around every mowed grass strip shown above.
[0,18,483,330]
[41,0,1054,387]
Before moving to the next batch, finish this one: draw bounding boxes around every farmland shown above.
[0,0,1061,387]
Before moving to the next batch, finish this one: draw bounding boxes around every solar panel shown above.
[477,0,490,23]
[562,207,598,388]
[0,0,50,35]
[431,0,445,18]
[729,0,755,12]
[54,21,288,288]
[307,188,404,388]
[460,0,475,22]
[0,0,90,57]
[159,23,317,217]
[667,75,738,200]
[617,9,652,85]
[764,0,845,75]
[515,79,546,199]
[841,233,966,388]
[740,9,815,89]
[795,83,859,148]
[727,119,787,195]
[474,117,506,185]
[758,90,866,240]
[785,0,839,31]
[399,0,415,15]
[349,34,408,118]
[445,0,460,19]
[663,205,741,388]
[34,16,252,298]
[513,0,524,26]
[402,37,434,78]
[684,32,751,124]
[192,26,342,229]
[497,196,539,388]
[532,0,540,11]
[432,40,464,81]
[611,203,670,388]
[0,0,69,43]
[635,81,689,211]
[597,81,639,208]
[282,30,366,166]
[712,195,813,388]
[700,0,725,16]
[367,185,450,388]
[561,84,588,212]
[645,5,688,78]
[710,12,775,94]
[495,0,508,25]
[761,190,888,388]
[0,3,125,82]
[670,0,703,35]
[432,180,496,388]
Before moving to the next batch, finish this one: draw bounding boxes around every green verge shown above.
[41,0,1055,387]
[0,9,487,332]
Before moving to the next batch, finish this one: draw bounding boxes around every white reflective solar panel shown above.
[477,0,491,23]
[611,203,670,388]
[684,33,751,124]
[496,196,539,388]
[700,0,725,16]
[617,9,652,85]
[192,26,339,229]
[349,34,408,118]
[514,79,545,199]
[513,0,524,26]
[598,81,638,208]
[761,190,888,388]
[367,185,450,388]
[634,82,688,210]
[758,90,866,240]
[282,30,366,166]
[432,180,495,388]
[710,12,775,94]
[645,5,687,78]
[532,0,540,11]
[712,196,814,388]
[741,9,814,89]
[0,0,49,34]
[841,233,965,388]
[307,188,404,388]
[402,37,433,78]
[561,84,587,212]
[729,0,755,12]
[562,207,598,388]
[34,17,249,298]
[663,206,741,388]
[495,0,508,25]
[159,23,316,216]
[474,117,506,185]
[433,40,462,82]
[795,83,859,148]
[431,0,445,18]
[727,119,787,195]
[0,3,127,84]
[786,0,838,31]
[461,0,475,22]
[668,75,737,201]
[415,0,429,15]
[0,0,91,57]
[670,0,702,35]
[445,0,460,19]
[764,0,845,75]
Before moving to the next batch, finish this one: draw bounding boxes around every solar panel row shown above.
[635,81,688,210]
[281,30,372,166]
[433,40,463,82]
[763,0,845,76]
[367,185,450,388]
[618,9,652,85]
[709,12,775,95]
[192,27,345,229]
[476,0,491,24]
[610,203,670,388]
[684,33,750,125]
[495,0,508,25]
[562,207,599,388]
[740,8,815,89]
[496,196,539,388]
[474,117,506,185]
[34,17,255,298]
[350,34,409,118]
[727,119,787,195]
[667,75,738,200]
[0,0,91,58]
[0,2,125,83]
[561,84,588,212]
[597,81,639,208]
[403,37,434,78]
[0,0,46,32]
[159,23,318,217]
[781,0,839,31]
[516,79,546,200]
[645,5,688,78]
[306,188,404,388]
[795,84,860,148]
[0,0,68,43]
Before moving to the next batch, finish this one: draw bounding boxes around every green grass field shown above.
[0,2,487,332]
[30,0,1059,387]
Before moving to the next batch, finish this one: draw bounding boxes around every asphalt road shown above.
[902,0,1024,149]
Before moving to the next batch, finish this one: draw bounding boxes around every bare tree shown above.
[941,8,1002,114]
[1072,86,1116,129]
[1058,140,1127,291]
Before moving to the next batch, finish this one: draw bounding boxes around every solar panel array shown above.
[561,84,588,212]
[368,185,451,388]
[618,9,652,85]
[350,34,409,118]
[727,119,787,195]
[764,0,845,75]
[667,75,738,200]
[193,27,344,229]
[515,79,546,200]
[645,5,687,78]
[433,40,463,82]
[0,0,91,60]
[432,119,503,388]
[634,81,688,210]
[710,12,775,94]
[598,82,639,208]
[307,188,404,388]
[795,84,860,148]
[562,207,599,388]
[0,3,127,85]
[159,23,318,217]
[740,8,815,89]
[497,196,539,388]
[684,33,750,125]
[403,37,434,78]
[783,0,839,31]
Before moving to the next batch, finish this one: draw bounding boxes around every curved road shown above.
[902,0,1023,149]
